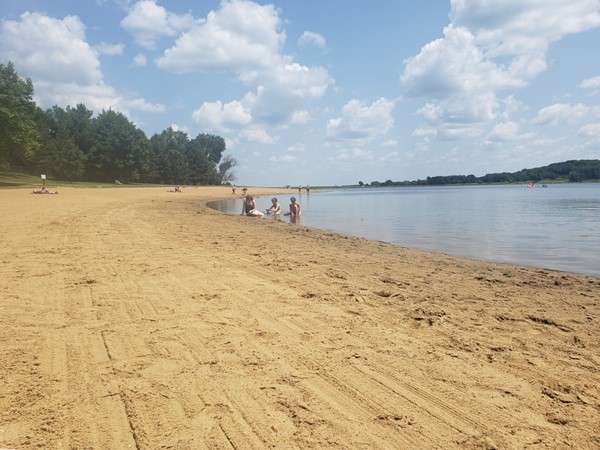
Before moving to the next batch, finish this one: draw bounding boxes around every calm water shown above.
[208,184,600,278]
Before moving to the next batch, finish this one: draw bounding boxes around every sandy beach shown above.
[1,186,598,449]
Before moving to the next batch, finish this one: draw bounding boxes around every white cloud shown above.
[402,26,522,99]
[170,123,190,134]
[0,11,163,116]
[578,123,600,137]
[96,42,124,55]
[352,147,373,159]
[331,147,373,163]
[327,98,395,144]
[125,97,165,113]
[156,0,284,73]
[157,0,332,131]
[412,127,437,138]
[578,76,600,89]
[290,110,310,124]
[379,151,401,162]
[488,121,520,141]
[132,53,147,66]
[450,0,600,56]
[533,103,597,126]
[0,12,102,85]
[298,31,326,48]
[239,128,277,144]
[267,63,330,98]
[121,0,196,49]
[402,1,600,134]
[280,154,297,162]
[191,99,252,131]
[286,143,306,153]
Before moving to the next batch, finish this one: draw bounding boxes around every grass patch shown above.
[0,172,163,188]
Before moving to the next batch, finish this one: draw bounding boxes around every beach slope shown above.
[1,186,598,449]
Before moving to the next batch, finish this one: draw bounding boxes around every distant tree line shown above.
[0,61,237,184]
[362,159,600,187]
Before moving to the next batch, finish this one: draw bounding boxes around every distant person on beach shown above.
[306,185,310,194]
[232,185,236,195]
[168,186,182,192]
[298,186,302,195]
[284,197,301,216]
[241,195,264,217]
[266,198,281,214]
[115,179,122,185]
[32,187,58,194]
[242,187,248,196]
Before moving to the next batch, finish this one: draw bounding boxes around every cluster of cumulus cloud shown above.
[1,0,599,158]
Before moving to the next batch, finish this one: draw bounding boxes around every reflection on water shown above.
[208,184,600,277]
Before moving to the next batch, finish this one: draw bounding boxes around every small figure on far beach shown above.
[266,197,281,214]
[306,185,310,194]
[242,187,248,196]
[231,184,236,195]
[298,186,302,195]
[115,179,122,185]
[241,195,264,217]
[32,187,58,194]
[168,185,182,192]
[284,196,301,217]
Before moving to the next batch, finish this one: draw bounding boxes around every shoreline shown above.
[210,187,600,280]
[1,186,599,449]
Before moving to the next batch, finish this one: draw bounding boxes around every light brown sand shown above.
[1,186,599,449]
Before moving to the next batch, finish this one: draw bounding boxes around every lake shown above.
[208,184,600,278]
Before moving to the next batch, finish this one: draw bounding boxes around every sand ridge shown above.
[1,186,599,449]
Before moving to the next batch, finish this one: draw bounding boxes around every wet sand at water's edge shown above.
[1,186,599,449]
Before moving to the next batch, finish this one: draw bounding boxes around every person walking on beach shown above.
[231,184,236,195]
[266,197,281,214]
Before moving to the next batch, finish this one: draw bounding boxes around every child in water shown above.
[266,197,281,214]
[285,197,301,216]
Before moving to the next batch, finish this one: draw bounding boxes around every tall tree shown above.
[45,104,94,155]
[0,62,40,169]
[47,137,86,182]
[186,137,217,185]
[87,109,150,182]
[192,133,226,165]
[217,154,238,184]
[150,128,190,184]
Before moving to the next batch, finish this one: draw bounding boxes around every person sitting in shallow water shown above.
[284,197,301,217]
[266,197,281,214]
[241,195,264,217]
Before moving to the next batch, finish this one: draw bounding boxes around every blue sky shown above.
[1,0,600,186]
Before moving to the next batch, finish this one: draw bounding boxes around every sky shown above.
[1,0,600,187]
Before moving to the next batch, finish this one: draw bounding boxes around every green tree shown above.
[192,133,226,165]
[163,148,189,184]
[0,62,40,168]
[150,128,191,184]
[48,137,86,182]
[88,109,150,182]
[45,104,94,155]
